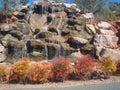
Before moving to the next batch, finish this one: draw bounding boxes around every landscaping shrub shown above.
[100,57,117,74]
[0,65,6,82]
[114,60,120,75]
[51,57,71,82]
[73,56,96,80]
[28,61,52,83]
[9,58,30,83]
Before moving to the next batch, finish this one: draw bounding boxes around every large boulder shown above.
[9,30,23,40]
[26,40,45,53]
[67,19,77,26]
[34,1,50,14]
[13,12,25,19]
[45,36,65,44]
[30,51,44,60]
[85,24,96,34]
[29,14,47,32]
[37,31,53,39]
[68,37,88,45]
[98,21,111,29]
[75,25,83,31]
[94,34,118,48]
[7,40,25,55]
[79,30,93,40]
[0,53,6,62]
[46,43,59,59]
[15,21,30,35]
[96,46,120,61]
[16,5,29,13]
[0,24,13,35]
[81,44,96,57]
[2,34,18,42]
[0,44,5,53]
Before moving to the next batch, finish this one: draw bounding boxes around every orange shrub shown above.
[9,58,30,83]
[0,65,6,82]
[28,61,52,83]
[74,56,96,80]
[51,57,71,82]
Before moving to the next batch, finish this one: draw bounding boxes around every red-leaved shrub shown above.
[74,56,96,80]
[114,60,120,75]
[51,57,71,82]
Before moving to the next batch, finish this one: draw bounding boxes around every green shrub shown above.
[95,6,116,21]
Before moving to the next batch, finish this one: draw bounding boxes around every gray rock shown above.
[0,24,13,32]
[86,24,96,34]
[68,37,88,45]
[29,14,47,32]
[37,31,53,38]
[10,30,23,40]
[0,53,6,62]
[2,34,18,42]
[0,44,5,53]
[96,46,120,60]
[16,5,29,13]
[14,12,25,19]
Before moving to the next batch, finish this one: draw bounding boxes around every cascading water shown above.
[56,16,63,56]
[22,24,30,58]
[51,7,55,21]
[45,45,48,60]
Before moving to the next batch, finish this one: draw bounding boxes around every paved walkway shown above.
[1,82,120,90]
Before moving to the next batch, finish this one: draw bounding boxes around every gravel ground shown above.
[0,76,120,89]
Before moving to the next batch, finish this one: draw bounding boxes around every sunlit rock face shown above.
[0,0,120,62]
[94,21,120,60]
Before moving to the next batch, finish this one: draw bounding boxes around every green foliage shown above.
[109,2,120,14]
[19,0,29,5]
[100,57,117,74]
[74,0,108,13]
[95,6,116,21]
[54,0,63,3]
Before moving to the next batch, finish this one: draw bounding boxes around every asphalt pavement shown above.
[1,82,120,90]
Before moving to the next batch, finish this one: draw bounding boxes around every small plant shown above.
[9,58,30,83]
[28,61,52,83]
[114,60,120,75]
[0,65,6,82]
[100,57,117,74]
[74,56,96,80]
[51,57,71,82]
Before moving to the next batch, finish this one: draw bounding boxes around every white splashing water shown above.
[45,45,48,60]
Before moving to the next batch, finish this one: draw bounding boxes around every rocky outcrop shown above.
[0,1,120,62]
[0,44,6,62]
[94,21,120,60]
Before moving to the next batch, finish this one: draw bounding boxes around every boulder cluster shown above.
[0,1,120,62]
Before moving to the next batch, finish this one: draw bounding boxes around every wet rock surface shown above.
[0,1,120,62]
